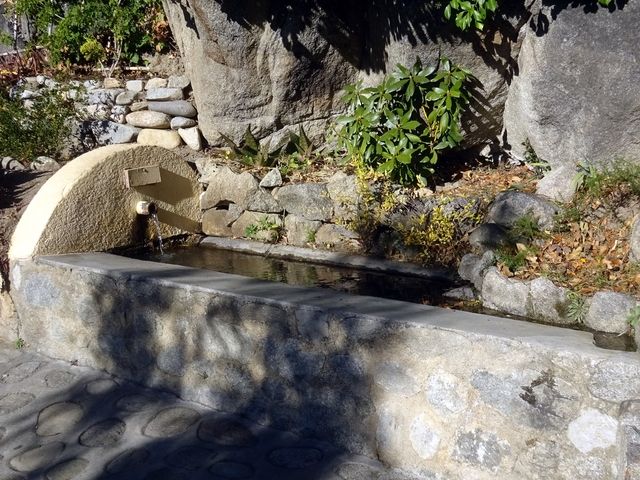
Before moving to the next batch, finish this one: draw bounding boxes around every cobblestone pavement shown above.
[0,342,400,480]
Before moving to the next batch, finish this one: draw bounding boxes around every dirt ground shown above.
[0,170,52,291]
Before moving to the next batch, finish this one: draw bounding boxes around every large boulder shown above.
[504,2,640,169]
[162,1,530,147]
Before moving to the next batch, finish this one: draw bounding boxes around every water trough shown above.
[6,145,640,479]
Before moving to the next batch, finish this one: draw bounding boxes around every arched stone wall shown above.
[9,144,201,261]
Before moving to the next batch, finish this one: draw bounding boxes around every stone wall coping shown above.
[35,252,637,363]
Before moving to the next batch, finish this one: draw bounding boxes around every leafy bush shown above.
[0,87,77,162]
[336,58,474,186]
[7,0,169,66]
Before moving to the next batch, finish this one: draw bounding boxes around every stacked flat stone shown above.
[15,75,202,151]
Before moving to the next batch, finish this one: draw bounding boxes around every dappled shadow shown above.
[2,256,416,478]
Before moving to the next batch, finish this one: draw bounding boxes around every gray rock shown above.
[126,79,145,92]
[20,89,36,100]
[145,77,167,90]
[469,223,510,251]
[630,218,640,263]
[486,191,558,230]
[584,291,638,334]
[36,75,46,85]
[453,429,509,471]
[567,409,618,454]
[0,392,35,415]
[202,208,235,236]
[536,165,578,203]
[85,103,111,120]
[9,442,65,472]
[44,370,75,388]
[146,87,185,101]
[125,111,171,129]
[171,116,198,129]
[458,251,495,290]
[178,127,203,151]
[168,75,191,90]
[103,77,122,89]
[481,267,530,317]
[143,407,200,438]
[195,158,219,183]
[137,129,183,149]
[130,101,148,112]
[79,418,126,447]
[88,88,124,105]
[148,100,197,118]
[315,224,360,252]
[442,286,476,301]
[284,214,321,246]
[85,378,117,395]
[163,1,527,147]
[504,2,640,169]
[335,462,384,480]
[46,458,89,480]
[200,166,281,213]
[589,358,640,403]
[32,156,60,172]
[409,415,441,460]
[274,183,333,221]
[209,461,255,478]
[327,172,359,221]
[83,79,100,91]
[2,157,25,171]
[231,211,282,241]
[374,362,419,397]
[259,168,283,188]
[43,78,58,89]
[529,277,572,325]
[111,105,129,116]
[1,361,43,383]
[36,401,84,436]
[425,371,467,415]
[90,121,139,145]
[116,90,138,106]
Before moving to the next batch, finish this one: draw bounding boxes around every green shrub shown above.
[8,0,168,66]
[336,58,474,186]
[0,87,77,162]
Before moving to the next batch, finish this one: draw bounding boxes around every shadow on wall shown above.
[12,266,397,477]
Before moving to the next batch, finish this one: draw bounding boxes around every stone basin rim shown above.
[31,252,632,361]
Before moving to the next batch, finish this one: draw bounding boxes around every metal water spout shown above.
[135,201,157,216]
[135,201,164,254]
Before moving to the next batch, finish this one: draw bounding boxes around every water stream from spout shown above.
[151,213,164,255]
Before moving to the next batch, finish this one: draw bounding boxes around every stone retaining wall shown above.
[9,253,640,479]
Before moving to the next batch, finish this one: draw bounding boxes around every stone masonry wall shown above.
[9,253,640,479]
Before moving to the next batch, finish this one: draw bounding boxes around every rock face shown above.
[162,1,530,146]
[486,191,558,230]
[504,2,640,169]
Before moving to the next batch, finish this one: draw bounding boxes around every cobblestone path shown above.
[0,343,404,480]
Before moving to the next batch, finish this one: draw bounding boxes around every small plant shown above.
[444,0,498,31]
[553,205,582,233]
[221,127,281,168]
[572,162,602,194]
[0,85,78,162]
[336,57,475,186]
[566,291,588,324]
[244,216,282,243]
[15,338,25,349]
[495,247,530,274]
[306,229,317,244]
[509,214,547,243]
[79,37,107,64]
[628,305,640,328]
[522,139,550,179]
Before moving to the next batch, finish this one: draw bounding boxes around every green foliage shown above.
[442,0,618,31]
[566,291,587,324]
[495,247,532,273]
[244,217,282,243]
[509,214,547,243]
[628,305,640,328]
[573,161,640,197]
[0,86,77,162]
[222,125,319,172]
[522,139,550,179]
[336,58,474,186]
[221,127,280,168]
[15,338,25,350]
[444,0,499,31]
[10,0,167,66]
